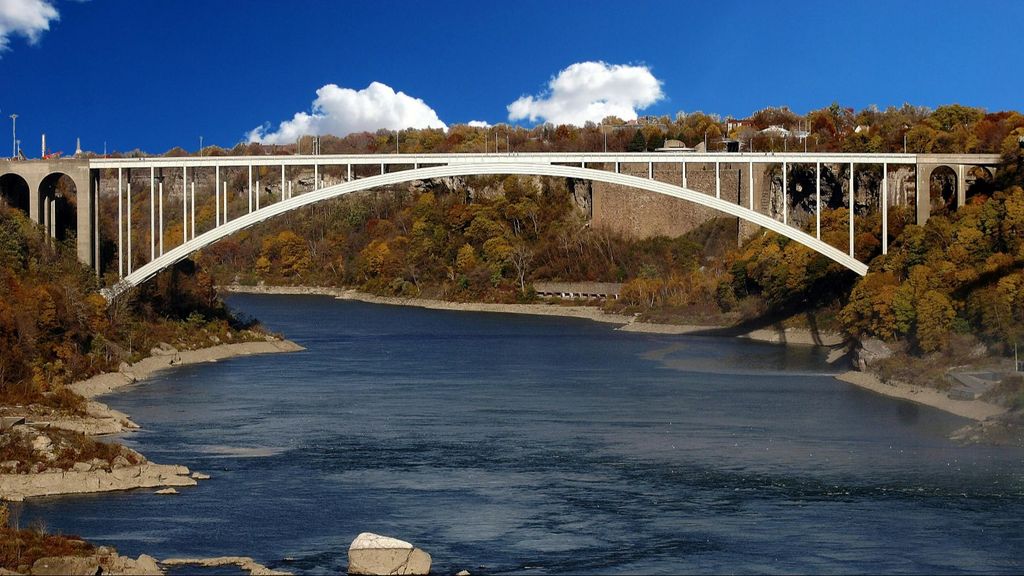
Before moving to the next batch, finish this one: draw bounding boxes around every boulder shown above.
[855,338,893,371]
[191,472,210,480]
[72,462,92,472]
[347,532,431,576]
[155,487,178,495]
[31,434,52,452]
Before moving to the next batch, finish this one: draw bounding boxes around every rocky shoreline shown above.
[0,338,304,503]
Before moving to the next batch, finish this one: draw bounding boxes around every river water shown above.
[26,294,1024,574]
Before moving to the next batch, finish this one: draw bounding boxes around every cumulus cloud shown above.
[0,0,59,54]
[466,120,491,128]
[248,81,447,144]
[507,61,664,126]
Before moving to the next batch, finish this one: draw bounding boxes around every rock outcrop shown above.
[0,464,196,501]
[347,532,432,576]
[162,556,291,575]
[853,337,894,371]
[30,552,160,575]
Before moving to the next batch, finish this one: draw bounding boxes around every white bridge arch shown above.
[104,161,867,300]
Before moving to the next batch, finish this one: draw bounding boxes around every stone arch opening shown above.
[929,165,957,214]
[0,173,30,214]
[39,172,78,241]
[965,165,995,203]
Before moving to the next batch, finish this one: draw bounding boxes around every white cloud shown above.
[248,81,447,144]
[507,61,664,126]
[0,0,59,54]
[466,120,491,128]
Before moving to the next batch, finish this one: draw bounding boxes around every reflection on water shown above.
[26,295,1024,574]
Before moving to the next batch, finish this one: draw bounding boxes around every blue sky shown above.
[1,0,1022,154]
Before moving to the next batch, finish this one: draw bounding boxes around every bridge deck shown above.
[86,152,1002,169]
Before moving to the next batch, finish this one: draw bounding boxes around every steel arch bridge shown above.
[0,152,1003,301]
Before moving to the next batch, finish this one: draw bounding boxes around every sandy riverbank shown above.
[222,284,845,347]
[0,338,304,503]
[836,370,1006,421]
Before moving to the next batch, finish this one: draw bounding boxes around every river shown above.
[25,294,1024,574]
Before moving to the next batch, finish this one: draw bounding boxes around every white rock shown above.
[348,532,432,576]
[31,434,52,451]
[456,570,471,576]
[191,472,211,480]
[155,487,178,495]
[72,462,92,472]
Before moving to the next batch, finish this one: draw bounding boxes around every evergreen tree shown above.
[627,130,647,152]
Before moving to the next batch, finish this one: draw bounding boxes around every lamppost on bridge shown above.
[903,124,909,153]
[9,114,17,159]
[600,124,631,153]
[199,136,203,157]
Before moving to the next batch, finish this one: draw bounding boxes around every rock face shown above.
[348,532,432,576]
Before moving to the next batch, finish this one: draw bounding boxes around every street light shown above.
[600,124,631,153]
[704,127,710,151]
[903,124,909,153]
[199,136,204,157]
[9,114,17,159]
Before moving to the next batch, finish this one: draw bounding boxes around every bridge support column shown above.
[849,162,855,258]
[914,163,956,224]
[957,164,967,208]
[681,162,686,188]
[815,162,821,240]
[27,176,41,224]
[882,162,888,255]
[117,168,123,278]
[281,164,285,201]
[248,165,253,213]
[92,171,100,275]
[182,166,187,243]
[149,167,155,261]
[127,182,133,275]
[158,182,164,256]
[347,164,352,181]
[190,182,195,240]
[215,166,220,226]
